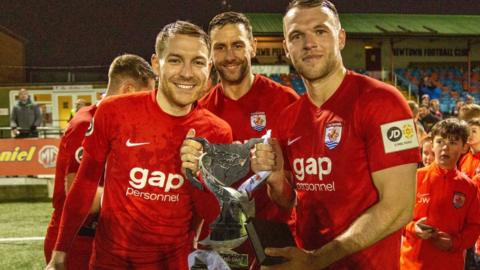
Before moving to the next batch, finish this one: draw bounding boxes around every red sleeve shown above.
[356,86,420,172]
[54,104,111,252]
[54,152,105,251]
[451,186,480,252]
[64,122,89,175]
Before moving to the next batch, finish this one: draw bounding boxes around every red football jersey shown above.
[274,71,420,269]
[44,105,97,266]
[401,164,480,270]
[200,74,299,143]
[199,74,299,268]
[55,90,232,269]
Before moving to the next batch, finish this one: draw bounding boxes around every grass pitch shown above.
[0,201,53,269]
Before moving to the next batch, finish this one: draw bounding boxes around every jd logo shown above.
[387,127,402,142]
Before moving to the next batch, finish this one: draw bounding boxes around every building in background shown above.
[0,25,26,83]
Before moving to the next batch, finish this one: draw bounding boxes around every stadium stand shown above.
[395,66,480,113]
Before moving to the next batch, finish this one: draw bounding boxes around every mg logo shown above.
[38,145,58,168]
[387,127,402,142]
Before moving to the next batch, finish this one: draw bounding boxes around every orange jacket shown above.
[401,164,480,270]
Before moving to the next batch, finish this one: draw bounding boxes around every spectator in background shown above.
[68,99,87,122]
[408,100,427,141]
[451,99,464,117]
[420,76,442,100]
[401,118,480,270]
[459,118,480,178]
[10,88,42,138]
[419,104,440,133]
[420,135,434,167]
[429,99,443,119]
[466,94,476,105]
[458,104,480,121]
[421,94,430,107]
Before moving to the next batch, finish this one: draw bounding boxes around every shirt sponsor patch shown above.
[325,122,342,150]
[380,119,419,153]
[250,112,266,132]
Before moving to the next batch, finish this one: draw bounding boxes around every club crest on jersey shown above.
[325,122,342,150]
[453,192,466,208]
[250,112,266,132]
[85,118,94,136]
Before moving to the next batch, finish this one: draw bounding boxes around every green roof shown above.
[246,13,480,37]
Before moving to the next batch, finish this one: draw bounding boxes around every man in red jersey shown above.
[43,54,156,269]
[183,12,299,270]
[252,1,420,269]
[46,21,232,270]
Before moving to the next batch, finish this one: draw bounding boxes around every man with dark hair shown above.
[46,22,232,270]
[181,11,299,270]
[253,1,420,269]
[10,88,42,138]
[44,53,156,270]
[419,104,440,133]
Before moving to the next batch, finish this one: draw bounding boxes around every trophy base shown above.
[246,218,296,266]
[198,235,248,250]
[189,250,248,270]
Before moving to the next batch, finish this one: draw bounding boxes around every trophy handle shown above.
[186,169,204,191]
[185,137,211,191]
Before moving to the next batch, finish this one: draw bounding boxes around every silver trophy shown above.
[186,131,272,269]
[186,137,261,250]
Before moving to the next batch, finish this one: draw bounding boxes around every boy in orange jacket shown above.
[401,118,480,270]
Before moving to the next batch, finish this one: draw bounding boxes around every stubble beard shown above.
[217,60,249,85]
[296,53,337,83]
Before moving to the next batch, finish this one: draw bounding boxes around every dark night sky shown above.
[1,0,479,67]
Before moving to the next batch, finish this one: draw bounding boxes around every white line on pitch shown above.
[0,237,44,242]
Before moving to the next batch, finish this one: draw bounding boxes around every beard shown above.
[295,52,337,82]
[216,59,249,85]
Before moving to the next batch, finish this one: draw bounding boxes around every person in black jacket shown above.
[10,88,42,138]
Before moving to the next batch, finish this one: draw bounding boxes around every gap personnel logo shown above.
[293,156,332,181]
[85,118,94,136]
[129,167,184,192]
[75,147,83,164]
[325,122,342,149]
[38,145,58,168]
[380,119,419,153]
[453,192,466,208]
[250,112,266,132]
